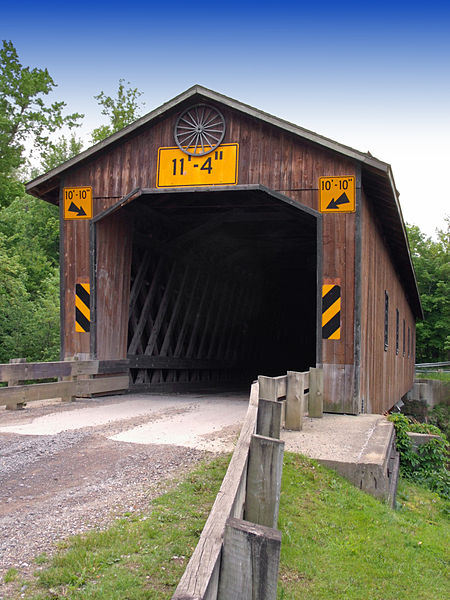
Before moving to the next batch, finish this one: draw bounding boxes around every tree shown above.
[91,78,144,143]
[0,40,83,207]
[0,41,81,361]
[0,233,59,362]
[39,133,84,173]
[407,219,450,362]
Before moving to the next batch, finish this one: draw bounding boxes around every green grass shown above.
[6,453,449,599]
[415,371,450,382]
[4,568,19,583]
[278,454,449,600]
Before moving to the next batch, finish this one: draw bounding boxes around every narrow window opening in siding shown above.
[408,326,411,358]
[396,309,399,355]
[403,319,406,356]
[384,291,389,351]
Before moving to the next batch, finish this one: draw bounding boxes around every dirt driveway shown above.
[0,392,248,592]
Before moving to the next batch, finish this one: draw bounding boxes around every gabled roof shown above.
[25,84,422,318]
[27,84,393,197]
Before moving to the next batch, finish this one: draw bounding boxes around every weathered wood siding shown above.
[360,191,416,413]
[95,212,133,360]
[60,102,414,413]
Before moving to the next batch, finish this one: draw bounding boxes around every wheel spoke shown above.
[193,133,201,154]
[203,114,221,128]
[194,106,202,128]
[205,133,220,143]
[175,104,225,156]
[204,122,222,132]
[179,131,197,147]
[199,105,206,126]
[180,114,197,128]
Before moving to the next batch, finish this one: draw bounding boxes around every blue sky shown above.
[3,0,449,237]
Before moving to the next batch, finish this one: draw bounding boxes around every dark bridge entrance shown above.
[92,185,320,392]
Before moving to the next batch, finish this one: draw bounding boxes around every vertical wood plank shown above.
[256,399,282,439]
[244,434,285,529]
[309,367,324,418]
[5,358,27,410]
[285,370,305,430]
[258,375,286,401]
[217,517,281,600]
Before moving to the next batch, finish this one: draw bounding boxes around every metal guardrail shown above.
[415,361,450,369]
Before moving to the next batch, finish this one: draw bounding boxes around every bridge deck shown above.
[1,392,398,503]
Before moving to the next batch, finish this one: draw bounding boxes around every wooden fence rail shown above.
[172,367,323,600]
[0,358,129,410]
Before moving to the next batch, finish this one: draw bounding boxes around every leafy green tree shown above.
[91,78,144,143]
[0,197,60,362]
[0,39,83,207]
[0,236,59,362]
[0,41,79,361]
[407,219,450,362]
[25,269,60,362]
[0,196,59,289]
[0,233,32,362]
[39,133,84,173]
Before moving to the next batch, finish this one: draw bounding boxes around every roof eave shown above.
[26,84,390,195]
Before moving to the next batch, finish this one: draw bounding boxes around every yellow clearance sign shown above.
[157,144,239,188]
[319,176,355,213]
[63,187,93,220]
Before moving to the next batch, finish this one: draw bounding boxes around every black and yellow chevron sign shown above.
[322,283,341,340]
[75,283,90,333]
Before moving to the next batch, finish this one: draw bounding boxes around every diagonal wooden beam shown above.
[185,274,212,358]
[127,257,163,355]
[159,265,191,357]
[129,249,151,317]
[143,263,178,357]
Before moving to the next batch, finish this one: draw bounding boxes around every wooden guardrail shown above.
[0,358,129,410]
[172,367,323,600]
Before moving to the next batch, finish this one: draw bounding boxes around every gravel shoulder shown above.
[0,393,247,596]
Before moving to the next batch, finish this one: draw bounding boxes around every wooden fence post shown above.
[244,434,285,529]
[257,375,286,438]
[285,371,305,430]
[62,356,76,403]
[217,517,281,600]
[257,399,282,439]
[309,367,323,418]
[6,358,27,410]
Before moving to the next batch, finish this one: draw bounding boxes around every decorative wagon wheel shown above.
[174,104,226,156]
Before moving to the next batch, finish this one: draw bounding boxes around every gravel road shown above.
[0,393,247,597]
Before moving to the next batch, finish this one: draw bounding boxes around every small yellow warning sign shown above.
[75,283,90,332]
[322,282,341,340]
[63,187,93,220]
[157,144,239,188]
[319,176,355,213]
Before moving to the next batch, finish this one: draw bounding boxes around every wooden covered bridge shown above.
[26,85,422,415]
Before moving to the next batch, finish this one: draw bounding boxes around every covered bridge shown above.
[26,85,422,414]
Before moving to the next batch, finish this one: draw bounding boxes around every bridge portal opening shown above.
[94,186,320,392]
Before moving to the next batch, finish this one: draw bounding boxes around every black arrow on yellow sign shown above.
[326,192,350,210]
[68,201,87,217]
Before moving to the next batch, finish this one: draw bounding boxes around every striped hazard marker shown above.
[322,283,341,340]
[75,283,90,332]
